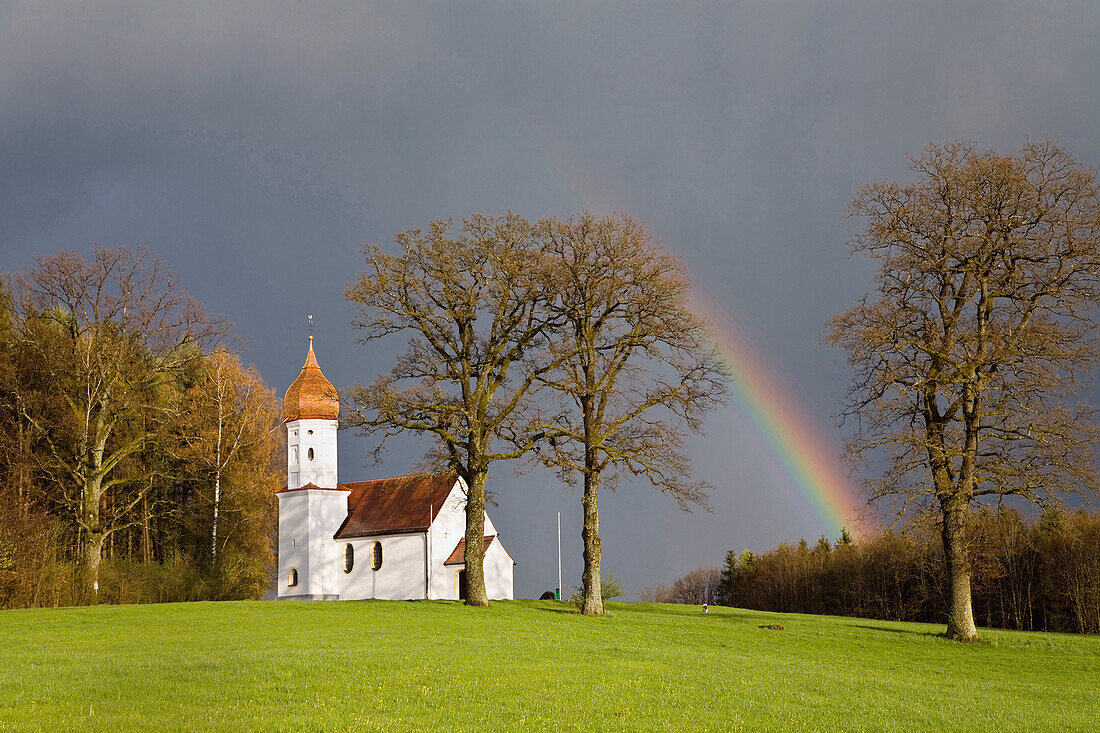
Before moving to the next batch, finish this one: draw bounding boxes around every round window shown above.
[343,543,354,573]
[370,541,383,571]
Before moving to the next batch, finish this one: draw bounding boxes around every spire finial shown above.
[308,314,314,344]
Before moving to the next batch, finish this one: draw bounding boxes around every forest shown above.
[0,248,282,608]
[713,507,1100,634]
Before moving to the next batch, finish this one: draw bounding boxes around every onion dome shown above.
[283,337,339,422]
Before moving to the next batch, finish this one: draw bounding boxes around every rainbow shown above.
[691,292,864,539]
[548,145,864,539]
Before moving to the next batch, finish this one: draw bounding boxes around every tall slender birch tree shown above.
[175,348,279,568]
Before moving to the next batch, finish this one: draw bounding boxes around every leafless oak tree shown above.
[344,215,558,607]
[829,140,1100,640]
[534,213,729,615]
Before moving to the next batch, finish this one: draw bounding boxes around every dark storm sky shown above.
[3,1,1098,598]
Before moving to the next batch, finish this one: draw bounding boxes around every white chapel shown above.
[277,337,515,601]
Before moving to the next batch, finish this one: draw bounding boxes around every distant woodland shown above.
[0,249,281,608]
[731,508,1100,634]
[649,507,1100,634]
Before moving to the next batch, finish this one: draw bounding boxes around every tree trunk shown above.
[941,499,979,641]
[81,485,104,604]
[212,386,224,567]
[142,493,151,563]
[211,470,221,568]
[82,530,103,602]
[581,468,603,615]
[79,444,109,603]
[926,404,979,641]
[17,421,30,514]
[463,468,490,607]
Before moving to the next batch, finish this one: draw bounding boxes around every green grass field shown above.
[1,600,1097,731]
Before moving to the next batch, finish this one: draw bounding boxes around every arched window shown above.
[307,447,314,461]
[370,541,383,571]
[288,568,298,587]
[343,543,354,573]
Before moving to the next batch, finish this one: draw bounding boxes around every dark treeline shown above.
[0,248,282,608]
[718,506,1100,634]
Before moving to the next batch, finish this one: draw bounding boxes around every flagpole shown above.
[557,511,562,601]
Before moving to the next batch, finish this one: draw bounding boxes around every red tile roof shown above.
[332,472,459,539]
[443,535,496,566]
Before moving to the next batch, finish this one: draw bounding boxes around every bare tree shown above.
[344,215,557,607]
[829,140,1100,640]
[533,213,729,614]
[638,583,673,603]
[670,565,723,605]
[8,247,224,600]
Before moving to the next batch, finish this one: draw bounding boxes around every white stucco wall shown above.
[277,487,349,599]
[286,418,339,489]
[277,492,309,597]
[338,532,428,600]
[483,537,515,600]
[427,481,469,600]
[425,479,513,600]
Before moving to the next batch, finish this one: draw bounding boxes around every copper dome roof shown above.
[284,337,339,422]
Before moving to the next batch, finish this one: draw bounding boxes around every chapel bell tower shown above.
[283,332,340,489]
[278,329,346,599]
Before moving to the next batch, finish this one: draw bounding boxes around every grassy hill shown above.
[1,600,1097,731]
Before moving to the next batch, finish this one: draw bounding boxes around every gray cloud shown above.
[3,1,1098,598]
